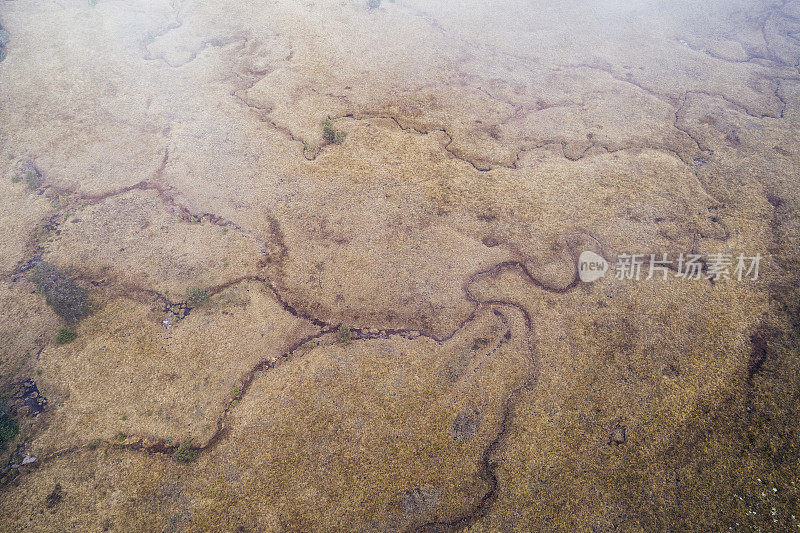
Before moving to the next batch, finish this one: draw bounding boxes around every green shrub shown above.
[337,324,352,344]
[16,161,43,189]
[173,442,198,463]
[56,328,76,344]
[0,397,18,451]
[0,25,7,63]
[24,170,42,189]
[322,117,346,145]
[0,417,18,450]
[185,287,209,308]
[28,262,89,323]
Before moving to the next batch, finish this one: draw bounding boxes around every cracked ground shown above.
[1,0,800,530]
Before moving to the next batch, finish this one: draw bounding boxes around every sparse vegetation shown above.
[231,386,240,397]
[28,262,89,323]
[56,328,77,344]
[186,287,209,308]
[337,324,352,344]
[322,117,346,145]
[116,433,125,442]
[173,442,198,463]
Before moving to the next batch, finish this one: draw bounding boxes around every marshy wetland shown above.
[1,0,800,530]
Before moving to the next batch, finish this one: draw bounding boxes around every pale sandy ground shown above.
[0,0,799,530]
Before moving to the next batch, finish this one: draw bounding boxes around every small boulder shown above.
[609,423,627,445]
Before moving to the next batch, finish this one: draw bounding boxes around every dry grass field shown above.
[1,0,799,530]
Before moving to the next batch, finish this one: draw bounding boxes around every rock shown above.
[399,485,440,516]
[45,483,63,509]
[610,423,627,445]
[451,407,482,442]
[15,379,48,417]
